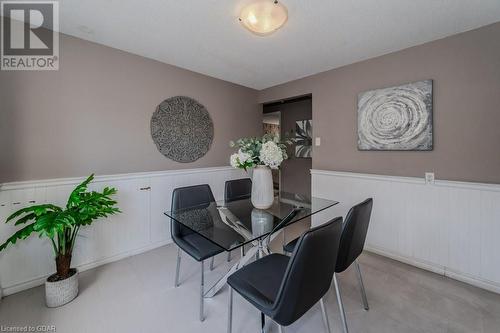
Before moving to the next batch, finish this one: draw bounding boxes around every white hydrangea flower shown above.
[259,141,284,169]
[237,150,251,164]
[230,150,252,169]
[230,153,240,168]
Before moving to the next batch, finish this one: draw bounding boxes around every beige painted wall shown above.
[0,34,261,183]
[2,23,499,184]
[259,22,500,184]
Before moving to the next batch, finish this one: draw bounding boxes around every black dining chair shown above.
[227,216,343,333]
[225,178,252,203]
[224,178,252,261]
[171,184,225,322]
[283,198,374,333]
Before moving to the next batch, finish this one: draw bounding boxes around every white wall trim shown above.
[311,169,425,185]
[434,179,500,192]
[311,169,500,191]
[0,166,245,297]
[0,166,235,191]
[312,169,500,295]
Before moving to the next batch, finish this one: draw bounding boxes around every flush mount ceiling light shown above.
[239,0,288,36]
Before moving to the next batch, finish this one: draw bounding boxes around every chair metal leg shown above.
[174,247,181,287]
[227,251,231,262]
[200,261,205,322]
[320,298,332,333]
[210,256,215,271]
[227,287,233,333]
[355,260,369,310]
[333,274,349,333]
[256,238,264,260]
[236,247,245,269]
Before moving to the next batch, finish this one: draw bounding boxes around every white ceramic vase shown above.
[251,165,274,209]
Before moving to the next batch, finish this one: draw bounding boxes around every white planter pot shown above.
[45,269,79,308]
[251,166,274,209]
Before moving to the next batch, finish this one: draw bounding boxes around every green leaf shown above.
[0,223,36,251]
[66,174,94,209]
[6,204,61,223]
[14,213,36,226]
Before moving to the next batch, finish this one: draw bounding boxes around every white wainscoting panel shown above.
[0,167,246,296]
[311,169,500,294]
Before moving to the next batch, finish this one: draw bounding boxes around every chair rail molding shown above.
[0,166,245,296]
[311,169,500,294]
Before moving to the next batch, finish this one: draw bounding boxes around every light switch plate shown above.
[315,137,321,146]
[425,172,435,184]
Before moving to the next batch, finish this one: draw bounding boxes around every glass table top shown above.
[164,191,338,251]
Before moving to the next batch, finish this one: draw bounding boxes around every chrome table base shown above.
[204,234,276,298]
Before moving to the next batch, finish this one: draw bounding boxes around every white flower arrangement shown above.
[229,134,290,170]
[230,150,253,169]
[259,141,284,169]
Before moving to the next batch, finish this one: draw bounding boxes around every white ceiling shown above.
[60,0,500,90]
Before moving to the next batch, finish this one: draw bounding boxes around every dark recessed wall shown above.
[264,98,312,195]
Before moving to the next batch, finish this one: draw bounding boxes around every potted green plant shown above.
[0,174,120,307]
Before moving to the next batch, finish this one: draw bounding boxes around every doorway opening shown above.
[262,95,312,196]
[262,110,281,194]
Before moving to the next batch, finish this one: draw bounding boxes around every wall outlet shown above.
[425,172,435,184]
[315,137,321,146]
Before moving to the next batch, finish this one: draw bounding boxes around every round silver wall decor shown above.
[151,96,214,163]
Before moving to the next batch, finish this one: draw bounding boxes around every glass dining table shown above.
[164,191,338,298]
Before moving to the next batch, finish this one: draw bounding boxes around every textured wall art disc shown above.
[358,80,433,151]
[151,96,213,163]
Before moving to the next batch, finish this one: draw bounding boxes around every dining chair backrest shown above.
[335,198,373,273]
[271,217,343,326]
[224,178,252,203]
[171,184,216,239]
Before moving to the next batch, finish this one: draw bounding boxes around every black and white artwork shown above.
[357,80,433,151]
[151,96,213,163]
[295,120,312,158]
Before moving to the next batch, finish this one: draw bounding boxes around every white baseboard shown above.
[365,245,500,294]
[444,267,500,295]
[2,239,172,297]
[365,245,446,276]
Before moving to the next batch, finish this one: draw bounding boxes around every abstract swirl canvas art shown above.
[358,80,433,151]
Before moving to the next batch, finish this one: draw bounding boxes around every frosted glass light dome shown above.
[239,0,288,36]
